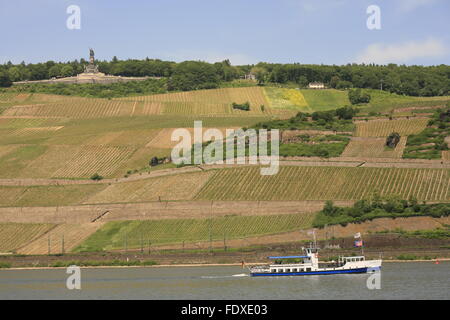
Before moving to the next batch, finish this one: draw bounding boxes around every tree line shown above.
[1,57,449,97]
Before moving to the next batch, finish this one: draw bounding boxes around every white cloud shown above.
[355,38,448,64]
[397,0,440,12]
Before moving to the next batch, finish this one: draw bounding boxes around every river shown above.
[0,262,448,299]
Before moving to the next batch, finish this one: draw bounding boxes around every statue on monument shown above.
[89,48,95,64]
[84,48,99,73]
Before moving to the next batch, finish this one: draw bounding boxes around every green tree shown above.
[60,65,74,77]
[0,72,12,87]
[8,67,22,82]
[48,65,61,78]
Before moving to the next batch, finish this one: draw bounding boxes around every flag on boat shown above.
[354,232,361,239]
[354,240,363,247]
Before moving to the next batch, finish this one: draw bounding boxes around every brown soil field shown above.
[0,157,448,187]
[355,118,429,137]
[0,222,56,253]
[0,200,353,224]
[145,127,240,149]
[83,171,214,204]
[17,223,104,255]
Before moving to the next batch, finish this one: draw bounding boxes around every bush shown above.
[348,89,371,105]
[386,132,401,148]
[90,173,103,181]
[232,101,250,111]
[312,198,450,228]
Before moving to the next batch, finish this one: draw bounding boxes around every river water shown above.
[0,262,448,300]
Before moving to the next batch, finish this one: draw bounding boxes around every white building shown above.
[308,82,325,89]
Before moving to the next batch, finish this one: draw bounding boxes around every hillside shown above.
[0,87,449,258]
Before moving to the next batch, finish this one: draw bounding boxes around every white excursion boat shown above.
[249,246,382,277]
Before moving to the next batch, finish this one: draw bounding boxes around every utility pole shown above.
[209,219,212,253]
[209,201,213,254]
[380,79,383,91]
[223,231,227,251]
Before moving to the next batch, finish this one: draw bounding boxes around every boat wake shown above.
[201,273,249,279]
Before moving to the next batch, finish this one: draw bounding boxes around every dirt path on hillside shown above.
[0,157,448,187]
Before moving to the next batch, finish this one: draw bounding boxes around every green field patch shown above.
[74,213,316,252]
[358,90,450,114]
[0,145,47,178]
[299,89,350,111]
[264,87,311,111]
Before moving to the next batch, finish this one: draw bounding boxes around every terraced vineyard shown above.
[0,144,135,178]
[146,127,239,149]
[195,166,450,201]
[117,87,279,116]
[74,212,316,251]
[0,92,31,103]
[84,171,214,204]
[355,118,429,137]
[52,146,134,178]
[0,185,107,207]
[341,137,407,158]
[2,98,137,118]
[443,151,450,161]
[18,223,104,255]
[0,222,55,253]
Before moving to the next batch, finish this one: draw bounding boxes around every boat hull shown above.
[251,267,377,277]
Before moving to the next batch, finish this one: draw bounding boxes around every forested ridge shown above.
[1,57,449,97]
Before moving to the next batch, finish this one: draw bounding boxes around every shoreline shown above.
[1,258,448,271]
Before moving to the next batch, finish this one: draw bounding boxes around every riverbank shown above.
[1,233,448,269]
[1,258,449,271]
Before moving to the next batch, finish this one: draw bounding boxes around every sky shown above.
[1,0,449,66]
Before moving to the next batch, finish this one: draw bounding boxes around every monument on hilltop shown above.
[83,48,100,74]
[13,48,155,85]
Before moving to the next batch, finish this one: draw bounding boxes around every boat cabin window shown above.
[271,269,276,273]
[293,269,297,272]
[306,268,311,272]
[286,269,290,272]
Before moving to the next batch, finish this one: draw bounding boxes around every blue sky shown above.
[1,0,449,65]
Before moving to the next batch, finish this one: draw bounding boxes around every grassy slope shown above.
[358,89,450,114]
[264,87,350,112]
[299,89,350,111]
[74,213,316,252]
